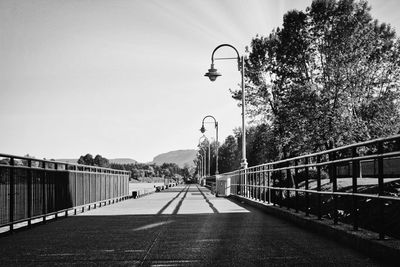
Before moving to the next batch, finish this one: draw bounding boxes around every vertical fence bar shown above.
[279,167,283,207]
[257,167,260,201]
[9,157,15,231]
[85,168,90,205]
[263,165,266,202]
[75,166,78,207]
[268,165,271,204]
[258,167,261,201]
[305,157,309,216]
[28,160,32,227]
[295,160,299,213]
[352,147,359,230]
[378,141,385,240]
[250,168,252,199]
[316,155,322,220]
[244,168,247,198]
[253,168,255,199]
[83,167,86,205]
[54,163,58,219]
[332,152,338,225]
[242,169,244,197]
[286,166,291,210]
[249,168,252,198]
[255,168,258,200]
[42,161,46,223]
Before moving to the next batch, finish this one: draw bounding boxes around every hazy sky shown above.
[1,0,400,162]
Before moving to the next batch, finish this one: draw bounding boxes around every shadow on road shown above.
[0,185,383,266]
[196,184,218,213]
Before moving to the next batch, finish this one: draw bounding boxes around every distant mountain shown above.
[152,149,197,168]
[56,158,137,165]
[109,158,137,165]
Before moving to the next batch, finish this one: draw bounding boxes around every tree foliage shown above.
[111,161,189,181]
[78,154,110,168]
[218,135,241,173]
[77,154,94,166]
[94,154,110,168]
[237,0,400,158]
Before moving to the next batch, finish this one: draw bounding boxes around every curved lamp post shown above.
[204,44,248,169]
[200,115,219,175]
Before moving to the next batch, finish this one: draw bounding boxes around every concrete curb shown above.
[230,195,400,265]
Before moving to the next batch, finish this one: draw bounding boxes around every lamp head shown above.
[204,64,221,82]
[200,125,206,133]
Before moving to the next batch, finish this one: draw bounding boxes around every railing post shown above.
[268,165,271,204]
[258,167,262,201]
[263,165,266,203]
[9,157,15,231]
[305,157,309,217]
[294,159,299,213]
[75,165,78,206]
[286,166,291,210]
[352,147,359,230]
[250,168,253,199]
[279,168,283,207]
[83,167,86,205]
[28,159,33,227]
[42,161,46,223]
[377,141,385,240]
[244,168,248,198]
[331,152,338,225]
[253,168,256,199]
[240,169,243,197]
[54,163,58,218]
[316,155,322,220]
[88,168,91,205]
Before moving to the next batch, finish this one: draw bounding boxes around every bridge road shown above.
[0,184,383,266]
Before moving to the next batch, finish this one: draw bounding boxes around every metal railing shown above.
[220,134,400,240]
[0,153,130,231]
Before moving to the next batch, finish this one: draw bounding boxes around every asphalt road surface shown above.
[0,184,384,266]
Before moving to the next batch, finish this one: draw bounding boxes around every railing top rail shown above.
[0,152,130,175]
[246,134,400,170]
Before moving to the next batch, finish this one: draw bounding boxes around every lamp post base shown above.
[240,159,248,169]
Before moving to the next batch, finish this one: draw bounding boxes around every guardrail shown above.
[220,134,400,240]
[0,153,130,232]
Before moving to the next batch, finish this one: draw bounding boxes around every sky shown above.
[1,0,400,163]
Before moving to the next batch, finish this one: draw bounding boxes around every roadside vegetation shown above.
[77,153,191,183]
[197,0,400,174]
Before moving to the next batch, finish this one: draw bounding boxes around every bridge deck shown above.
[0,184,382,266]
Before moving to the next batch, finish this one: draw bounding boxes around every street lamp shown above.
[204,44,248,169]
[200,115,219,175]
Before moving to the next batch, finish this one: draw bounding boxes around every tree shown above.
[218,135,241,173]
[238,0,400,158]
[208,140,219,175]
[78,154,94,165]
[247,124,279,166]
[94,154,110,168]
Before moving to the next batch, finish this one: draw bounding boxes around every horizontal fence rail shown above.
[0,154,130,231]
[217,134,400,240]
